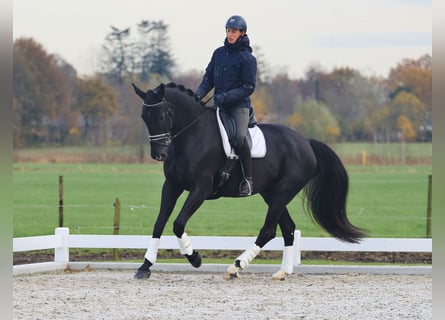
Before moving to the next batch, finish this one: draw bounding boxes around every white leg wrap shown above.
[178,233,193,255]
[144,237,160,264]
[281,245,294,275]
[237,244,261,269]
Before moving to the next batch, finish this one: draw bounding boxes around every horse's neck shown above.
[167,91,208,130]
[165,89,220,155]
[173,105,214,139]
[173,103,202,125]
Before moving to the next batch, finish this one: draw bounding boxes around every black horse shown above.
[132,82,366,280]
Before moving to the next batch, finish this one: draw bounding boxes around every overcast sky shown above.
[13,0,432,79]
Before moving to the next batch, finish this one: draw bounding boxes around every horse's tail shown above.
[304,139,367,243]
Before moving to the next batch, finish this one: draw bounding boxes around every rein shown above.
[170,106,213,140]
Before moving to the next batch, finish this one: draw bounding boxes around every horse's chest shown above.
[164,161,198,186]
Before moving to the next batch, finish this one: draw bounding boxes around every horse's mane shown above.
[163,82,207,108]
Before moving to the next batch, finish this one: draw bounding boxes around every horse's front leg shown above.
[134,180,183,279]
[173,183,212,268]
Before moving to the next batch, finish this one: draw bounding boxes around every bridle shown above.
[142,99,174,146]
[142,99,213,147]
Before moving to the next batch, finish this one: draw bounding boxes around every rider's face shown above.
[226,28,244,44]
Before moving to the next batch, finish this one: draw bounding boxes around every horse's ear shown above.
[158,83,165,97]
[132,83,146,100]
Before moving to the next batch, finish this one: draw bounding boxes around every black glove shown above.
[194,93,201,102]
[213,94,225,107]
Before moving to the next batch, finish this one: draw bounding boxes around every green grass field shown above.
[13,162,432,239]
[14,142,432,165]
[331,142,432,163]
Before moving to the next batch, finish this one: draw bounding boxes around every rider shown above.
[195,15,257,196]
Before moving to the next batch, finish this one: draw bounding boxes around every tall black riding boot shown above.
[237,141,253,197]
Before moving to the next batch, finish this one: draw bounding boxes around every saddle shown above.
[207,108,266,199]
[216,107,266,159]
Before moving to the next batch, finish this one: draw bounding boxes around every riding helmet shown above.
[225,15,247,32]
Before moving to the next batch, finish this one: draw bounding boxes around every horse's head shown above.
[132,83,174,161]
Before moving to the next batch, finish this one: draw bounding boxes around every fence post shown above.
[427,174,432,238]
[293,230,301,266]
[55,227,69,263]
[59,175,64,227]
[113,198,121,260]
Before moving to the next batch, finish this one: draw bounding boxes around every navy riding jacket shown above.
[196,35,257,109]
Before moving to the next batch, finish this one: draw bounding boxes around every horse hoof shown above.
[134,269,151,279]
[224,264,240,280]
[224,271,240,280]
[186,250,202,268]
[272,269,288,281]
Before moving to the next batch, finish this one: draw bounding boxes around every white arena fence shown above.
[13,228,431,268]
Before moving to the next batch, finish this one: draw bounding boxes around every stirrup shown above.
[239,177,253,196]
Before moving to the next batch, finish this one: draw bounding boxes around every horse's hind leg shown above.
[225,200,285,279]
[272,208,296,281]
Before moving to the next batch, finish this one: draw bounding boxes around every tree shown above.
[101,20,175,85]
[299,64,326,101]
[387,54,432,141]
[134,20,159,80]
[353,76,389,142]
[388,91,426,141]
[251,85,272,122]
[13,37,68,146]
[397,115,416,141]
[50,54,82,145]
[387,54,432,107]
[317,68,367,140]
[304,67,390,142]
[267,73,300,121]
[397,115,416,164]
[253,45,271,85]
[72,76,119,145]
[135,20,175,80]
[285,99,340,142]
[102,26,132,85]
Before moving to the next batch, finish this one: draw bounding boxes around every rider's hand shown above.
[194,93,201,102]
[213,94,225,107]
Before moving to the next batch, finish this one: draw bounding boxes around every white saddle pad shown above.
[216,107,266,158]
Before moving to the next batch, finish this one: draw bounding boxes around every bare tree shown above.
[102,26,131,85]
